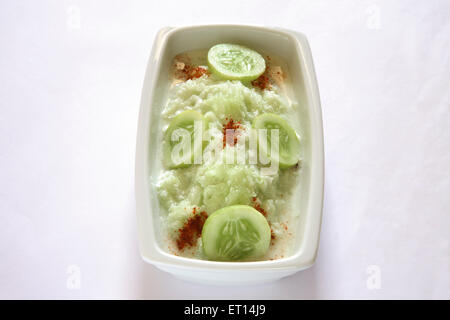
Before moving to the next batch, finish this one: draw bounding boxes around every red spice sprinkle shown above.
[179,65,209,81]
[176,208,208,251]
[251,74,271,90]
[252,56,273,90]
[251,197,267,217]
[222,117,242,148]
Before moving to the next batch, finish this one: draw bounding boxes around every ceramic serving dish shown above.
[135,25,324,285]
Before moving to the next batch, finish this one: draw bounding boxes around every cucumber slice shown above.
[253,113,300,169]
[207,44,266,82]
[163,110,205,169]
[202,205,271,261]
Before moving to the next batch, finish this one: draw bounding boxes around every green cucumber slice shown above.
[207,44,266,81]
[201,205,271,261]
[163,110,205,169]
[253,113,300,169]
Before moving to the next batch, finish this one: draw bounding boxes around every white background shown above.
[1,0,449,299]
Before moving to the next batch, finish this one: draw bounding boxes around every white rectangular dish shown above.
[135,25,324,285]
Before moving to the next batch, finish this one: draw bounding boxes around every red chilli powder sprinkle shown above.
[252,197,275,241]
[271,228,276,240]
[251,74,270,90]
[176,208,208,251]
[222,117,242,148]
[183,65,209,80]
[251,197,268,217]
[251,56,271,90]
